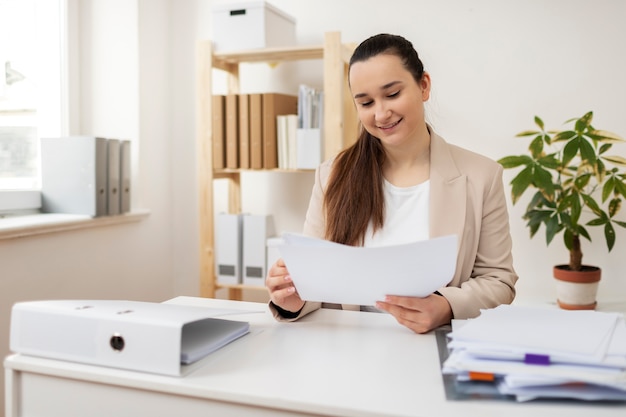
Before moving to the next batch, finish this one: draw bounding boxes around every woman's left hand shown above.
[376,293,453,334]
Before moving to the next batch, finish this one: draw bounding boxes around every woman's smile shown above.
[378,118,402,131]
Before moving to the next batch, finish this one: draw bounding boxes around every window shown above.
[0,0,66,212]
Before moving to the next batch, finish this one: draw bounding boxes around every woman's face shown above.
[349,53,430,148]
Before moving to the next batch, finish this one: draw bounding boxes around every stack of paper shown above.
[278,233,457,306]
[442,305,626,402]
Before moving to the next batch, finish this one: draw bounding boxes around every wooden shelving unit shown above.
[196,32,357,299]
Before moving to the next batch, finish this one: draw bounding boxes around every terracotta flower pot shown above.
[553,265,601,310]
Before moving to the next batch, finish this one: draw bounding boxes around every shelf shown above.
[212,42,355,70]
[213,168,315,177]
[212,45,323,69]
[197,32,356,299]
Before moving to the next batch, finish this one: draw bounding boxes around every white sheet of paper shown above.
[448,305,622,360]
[277,233,458,306]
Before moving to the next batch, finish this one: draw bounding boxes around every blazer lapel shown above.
[429,132,467,243]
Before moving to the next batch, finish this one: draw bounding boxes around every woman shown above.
[265,33,518,334]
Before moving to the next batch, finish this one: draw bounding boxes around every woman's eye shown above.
[388,91,400,98]
[359,101,373,107]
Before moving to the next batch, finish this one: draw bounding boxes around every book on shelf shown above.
[261,93,298,169]
[249,93,263,169]
[277,114,299,169]
[212,95,226,169]
[225,94,239,169]
[238,94,251,169]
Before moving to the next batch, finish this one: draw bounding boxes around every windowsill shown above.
[0,209,150,240]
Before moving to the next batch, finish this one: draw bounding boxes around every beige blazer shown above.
[270,130,518,321]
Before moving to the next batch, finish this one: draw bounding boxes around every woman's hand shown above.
[265,258,305,313]
[376,293,452,334]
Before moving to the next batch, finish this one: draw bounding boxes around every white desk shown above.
[5,296,626,417]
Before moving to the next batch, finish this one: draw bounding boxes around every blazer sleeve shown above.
[437,163,518,319]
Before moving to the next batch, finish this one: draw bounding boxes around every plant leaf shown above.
[595,158,606,182]
[615,179,626,199]
[598,143,612,155]
[602,177,615,202]
[529,135,544,157]
[525,209,552,237]
[562,138,580,167]
[510,166,534,203]
[534,116,545,130]
[579,138,597,165]
[582,193,603,216]
[602,155,626,167]
[578,111,593,130]
[564,228,574,251]
[537,154,560,169]
[605,222,616,251]
[588,129,625,143]
[545,214,562,245]
[587,218,607,226]
[578,225,591,241]
[516,130,540,138]
[574,173,591,190]
[498,155,532,168]
[552,130,577,142]
[609,198,621,218]
[533,165,555,198]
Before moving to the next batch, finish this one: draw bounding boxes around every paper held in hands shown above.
[277,233,457,306]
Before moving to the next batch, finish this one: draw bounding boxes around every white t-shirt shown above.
[363,179,430,247]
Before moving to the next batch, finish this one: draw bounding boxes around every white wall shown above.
[1,0,626,414]
[0,1,185,414]
[206,0,626,303]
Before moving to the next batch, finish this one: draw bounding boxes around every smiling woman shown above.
[0,0,65,212]
[266,33,519,334]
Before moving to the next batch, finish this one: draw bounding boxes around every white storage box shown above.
[211,1,296,52]
[296,128,322,169]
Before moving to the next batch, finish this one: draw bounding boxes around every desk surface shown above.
[5,296,626,417]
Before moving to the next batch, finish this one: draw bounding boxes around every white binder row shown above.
[40,136,131,217]
[216,213,278,286]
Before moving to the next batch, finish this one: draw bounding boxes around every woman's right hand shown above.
[265,258,305,313]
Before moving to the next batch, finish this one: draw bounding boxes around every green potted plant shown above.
[498,111,626,309]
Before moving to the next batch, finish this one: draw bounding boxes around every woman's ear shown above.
[420,72,431,101]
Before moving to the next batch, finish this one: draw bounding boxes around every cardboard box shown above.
[211,1,296,52]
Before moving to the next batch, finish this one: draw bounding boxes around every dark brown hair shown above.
[324,34,426,246]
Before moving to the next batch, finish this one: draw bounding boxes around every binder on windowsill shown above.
[40,136,108,217]
[9,299,250,377]
[120,139,131,213]
[107,139,121,215]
